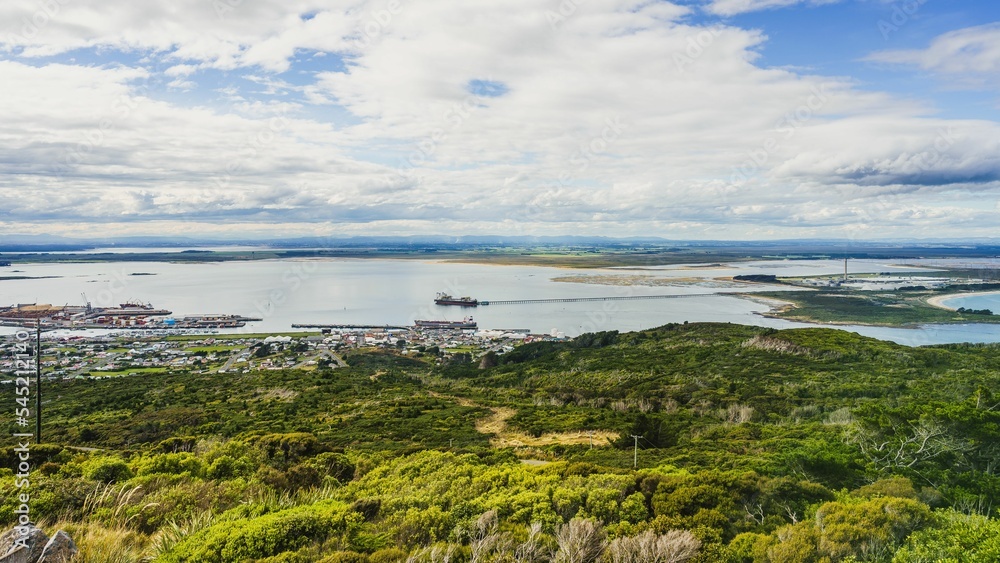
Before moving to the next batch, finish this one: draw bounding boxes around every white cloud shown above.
[0,0,357,69]
[0,1,998,239]
[868,23,1000,85]
[704,0,842,17]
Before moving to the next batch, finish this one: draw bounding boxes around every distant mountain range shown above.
[3,234,1000,254]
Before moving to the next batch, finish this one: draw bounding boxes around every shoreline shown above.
[926,290,1000,311]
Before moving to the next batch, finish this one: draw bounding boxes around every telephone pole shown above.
[36,320,42,442]
[631,435,642,468]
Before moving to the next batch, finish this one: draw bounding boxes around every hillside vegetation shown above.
[3,323,1000,561]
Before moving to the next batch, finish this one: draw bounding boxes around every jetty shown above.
[291,323,411,330]
[475,294,712,306]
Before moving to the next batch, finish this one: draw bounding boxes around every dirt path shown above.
[430,392,619,448]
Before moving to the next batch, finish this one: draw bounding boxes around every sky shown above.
[0,0,998,240]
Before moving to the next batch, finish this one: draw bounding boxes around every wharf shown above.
[291,323,411,330]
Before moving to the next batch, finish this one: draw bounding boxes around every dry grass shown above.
[476,406,619,448]
[59,521,149,563]
[428,391,619,447]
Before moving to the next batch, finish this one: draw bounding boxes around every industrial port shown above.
[0,297,261,330]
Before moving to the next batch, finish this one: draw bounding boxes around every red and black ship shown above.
[434,292,479,307]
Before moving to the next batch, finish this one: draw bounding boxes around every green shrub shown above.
[350,498,381,522]
[134,453,206,478]
[83,456,134,483]
[305,452,356,482]
[156,500,362,563]
[207,455,237,480]
[256,549,319,563]
[854,477,918,500]
[251,433,324,467]
[318,552,369,563]
[368,548,407,563]
[892,510,1000,562]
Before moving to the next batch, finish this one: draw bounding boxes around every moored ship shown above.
[414,316,477,329]
[434,292,479,307]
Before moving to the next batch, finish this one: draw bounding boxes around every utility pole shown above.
[631,435,642,468]
[588,430,594,449]
[36,320,42,443]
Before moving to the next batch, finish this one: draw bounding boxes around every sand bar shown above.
[926,290,1000,311]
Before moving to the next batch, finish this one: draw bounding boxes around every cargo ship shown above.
[434,292,479,307]
[414,316,477,330]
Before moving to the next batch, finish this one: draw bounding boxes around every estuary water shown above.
[2,256,1000,346]
[938,293,1000,314]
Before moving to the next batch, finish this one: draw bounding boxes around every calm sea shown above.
[3,255,1000,345]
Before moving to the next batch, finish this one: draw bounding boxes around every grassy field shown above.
[88,366,170,376]
[186,345,243,353]
[164,332,321,341]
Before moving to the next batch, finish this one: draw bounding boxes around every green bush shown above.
[305,452,356,482]
[156,500,362,563]
[368,548,407,563]
[133,453,206,478]
[892,510,1000,562]
[83,456,134,483]
[251,433,324,467]
[318,552,370,563]
[256,549,316,563]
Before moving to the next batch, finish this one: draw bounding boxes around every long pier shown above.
[291,323,411,330]
[480,294,710,306]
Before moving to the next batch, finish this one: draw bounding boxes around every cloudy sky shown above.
[1,0,998,240]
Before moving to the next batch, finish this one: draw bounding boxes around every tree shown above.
[605,530,701,563]
[254,343,272,358]
[554,519,606,563]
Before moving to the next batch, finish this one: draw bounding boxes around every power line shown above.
[630,435,643,469]
[36,320,42,443]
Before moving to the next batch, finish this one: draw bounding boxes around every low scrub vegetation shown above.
[2,323,1000,561]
